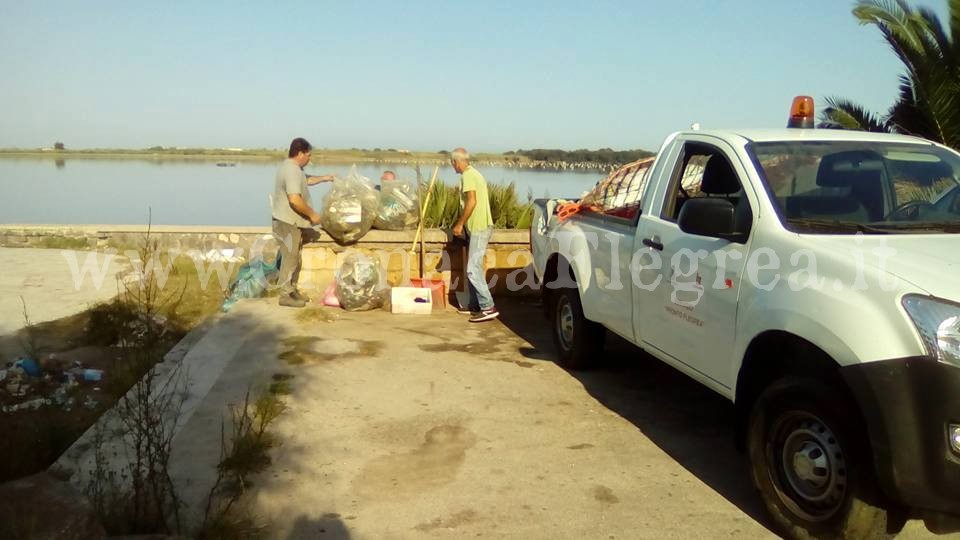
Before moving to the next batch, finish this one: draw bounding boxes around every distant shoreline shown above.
[0,147,649,171]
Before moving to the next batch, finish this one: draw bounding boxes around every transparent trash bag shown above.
[335,251,386,311]
[320,165,380,244]
[374,178,420,231]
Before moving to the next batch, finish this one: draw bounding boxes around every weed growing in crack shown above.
[197,389,287,539]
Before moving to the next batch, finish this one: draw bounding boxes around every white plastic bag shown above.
[320,165,380,244]
[375,178,420,231]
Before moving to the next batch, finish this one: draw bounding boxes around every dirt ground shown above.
[154,295,943,539]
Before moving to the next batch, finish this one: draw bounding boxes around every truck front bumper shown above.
[841,357,960,526]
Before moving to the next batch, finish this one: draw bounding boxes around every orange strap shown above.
[556,203,582,221]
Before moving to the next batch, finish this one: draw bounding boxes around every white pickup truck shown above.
[530,112,960,538]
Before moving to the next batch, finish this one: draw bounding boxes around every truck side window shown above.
[661,144,753,236]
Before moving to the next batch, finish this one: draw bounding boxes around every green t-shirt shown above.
[461,166,493,232]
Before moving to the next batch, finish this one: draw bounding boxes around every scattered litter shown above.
[190,248,245,263]
[115,314,167,345]
[320,166,379,244]
[14,358,41,377]
[335,252,386,311]
[1,354,108,413]
[82,395,99,410]
[2,397,50,413]
[5,375,28,398]
[51,385,73,407]
[39,353,66,372]
[121,273,143,287]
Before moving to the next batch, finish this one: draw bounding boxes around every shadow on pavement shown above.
[286,513,351,539]
[494,296,776,534]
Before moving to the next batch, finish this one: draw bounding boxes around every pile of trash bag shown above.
[335,251,385,311]
[374,178,420,230]
[320,166,379,244]
[221,254,281,312]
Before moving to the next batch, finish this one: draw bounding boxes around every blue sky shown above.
[0,0,950,152]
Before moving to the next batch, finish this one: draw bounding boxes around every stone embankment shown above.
[0,224,538,296]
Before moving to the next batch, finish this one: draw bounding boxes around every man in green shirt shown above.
[451,147,499,322]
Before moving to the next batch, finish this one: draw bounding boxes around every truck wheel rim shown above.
[556,297,575,350]
[770,411,847,522]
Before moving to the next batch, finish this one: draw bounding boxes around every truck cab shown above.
[531,114,960,538]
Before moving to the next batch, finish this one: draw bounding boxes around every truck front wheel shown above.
[747,377,892,540]
[551,288,604,369]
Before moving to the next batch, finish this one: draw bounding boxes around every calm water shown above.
[0,158,602,226]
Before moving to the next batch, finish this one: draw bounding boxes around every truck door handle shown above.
[642,238,664,251]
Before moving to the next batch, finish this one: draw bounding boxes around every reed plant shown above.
[489,182,535,229]
[419,178,461,229]
[419,179,534,229]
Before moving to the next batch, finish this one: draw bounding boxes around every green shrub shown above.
[419,179,533,229]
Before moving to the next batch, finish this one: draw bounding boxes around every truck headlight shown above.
[902,295,960,368]
[951,424,960,454]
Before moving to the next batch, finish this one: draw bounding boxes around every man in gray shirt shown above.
[272,137,334,308]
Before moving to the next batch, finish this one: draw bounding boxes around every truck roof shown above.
[681,128,935,146]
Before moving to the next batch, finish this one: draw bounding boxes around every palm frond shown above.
[820,97,890,132]
[951,0,960,56]
[844,0,960,150]
[854,0,926,72]
[916,6,951,58]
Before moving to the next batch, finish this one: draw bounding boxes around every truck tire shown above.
[551,288,604,369]
[747,377,892,540]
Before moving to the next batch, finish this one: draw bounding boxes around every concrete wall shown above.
[295,229,536,299]
[0,225,538,298]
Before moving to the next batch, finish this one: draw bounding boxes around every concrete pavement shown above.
[55,294,941,538]
[159,297,777,539]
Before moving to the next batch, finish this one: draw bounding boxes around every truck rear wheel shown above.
[551,288,604,369]
[747,377,892,540]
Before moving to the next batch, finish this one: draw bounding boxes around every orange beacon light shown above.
[787,96,815,129]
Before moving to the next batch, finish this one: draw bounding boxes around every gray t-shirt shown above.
[271,158,312,227]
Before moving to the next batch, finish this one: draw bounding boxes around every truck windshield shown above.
[750,141,960,234]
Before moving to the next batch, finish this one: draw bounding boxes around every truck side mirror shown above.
[677,198,741,241]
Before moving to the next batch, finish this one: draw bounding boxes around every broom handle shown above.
[411,166,440,252]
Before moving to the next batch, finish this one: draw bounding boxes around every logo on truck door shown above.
[664,303,705,327]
